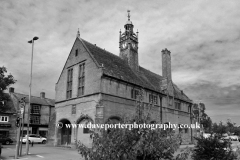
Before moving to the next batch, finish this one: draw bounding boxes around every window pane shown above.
[78,63,85,96]
[79,66,82,77]
[82,87,84,95]
[83,127,90,134]
[131,89,134,98]
[78,78,81,86]
[72,105,76,114]
[67,70,70,81]
[82,77,85,86]
[67,68,73,99]
[75,49,78,56]
[31,116,40,124]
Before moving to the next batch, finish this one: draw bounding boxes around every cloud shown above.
[180,80,240,124]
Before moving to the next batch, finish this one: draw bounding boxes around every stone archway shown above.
[59,119,71,145]
[105,116,122,133]
[76,116,93,147]
[106,116,122,124]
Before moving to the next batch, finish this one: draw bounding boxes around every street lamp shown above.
[26,36,39,155]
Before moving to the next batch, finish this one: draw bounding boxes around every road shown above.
[0,141,239,160]
[0,144,84,160]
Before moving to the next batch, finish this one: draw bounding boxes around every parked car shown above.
[229,135,238,141]
[221,134,231,141]
[203,133,211,138]
[0,135,13,145]
[20,134,47,144]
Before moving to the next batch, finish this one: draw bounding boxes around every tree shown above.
[212,120,240,136]
[77,89,190,160]
[0,66,16,112]
[192,103,212,133]
[192,135,237,160]
[212,121,228,136]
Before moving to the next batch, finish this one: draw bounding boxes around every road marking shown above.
[36,155,44,158]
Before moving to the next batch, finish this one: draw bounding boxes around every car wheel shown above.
[42,140,46,144]
[5,141,10,145]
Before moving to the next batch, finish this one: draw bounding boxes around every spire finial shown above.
[127,10,130,21]
[77,28,80,38]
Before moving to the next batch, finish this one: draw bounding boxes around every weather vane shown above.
[127,10,130,21]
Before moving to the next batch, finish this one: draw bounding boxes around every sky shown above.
[0,0,240,125]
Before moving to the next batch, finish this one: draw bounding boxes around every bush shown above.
[191,135,237,160]
[77,121,184,160]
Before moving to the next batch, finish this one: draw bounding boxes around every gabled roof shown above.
[12,93,55,106]
[80,38,191,103]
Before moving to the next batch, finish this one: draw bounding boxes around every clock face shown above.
[121,42,127,49]
[132,43,137,49]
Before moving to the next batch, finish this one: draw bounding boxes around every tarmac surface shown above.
[0,141,239,160]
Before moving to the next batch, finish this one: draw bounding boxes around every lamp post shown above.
[19,97,26,156]
[26,36,38,155]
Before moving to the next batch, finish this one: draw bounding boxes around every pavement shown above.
[0,144,84,160]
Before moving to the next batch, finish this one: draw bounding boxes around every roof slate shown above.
[81,39,191,103]
[12,93,55,106]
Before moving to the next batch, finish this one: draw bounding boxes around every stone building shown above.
[7,87,55,138]
[53,12,193,147]
[0,92,17,141]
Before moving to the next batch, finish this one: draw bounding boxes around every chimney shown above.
[9,87,14,93]
[162,48,172,82]
[40,92,45,99]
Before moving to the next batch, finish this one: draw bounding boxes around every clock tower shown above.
[119,10,139,72]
